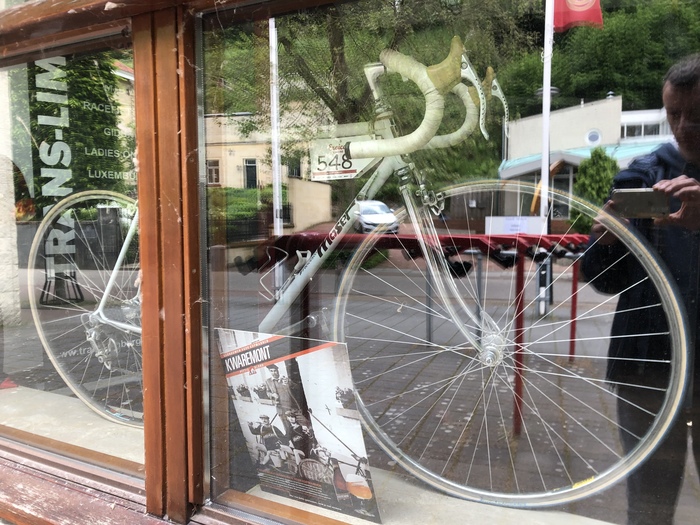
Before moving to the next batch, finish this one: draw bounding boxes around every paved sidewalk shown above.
[3,256,699,524]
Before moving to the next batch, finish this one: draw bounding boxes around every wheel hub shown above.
[478,331,507,367]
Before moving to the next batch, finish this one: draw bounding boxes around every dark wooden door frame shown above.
[133,7,203,521]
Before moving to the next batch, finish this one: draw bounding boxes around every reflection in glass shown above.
[200,1,700,523]
[0,47,143,473]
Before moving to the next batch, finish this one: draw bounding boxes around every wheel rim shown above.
[28,191,143,427]
[333,180,687,506]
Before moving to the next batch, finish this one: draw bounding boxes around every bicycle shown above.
[254,36,688,507]
[26,36,689,508]
[28,190,142,426]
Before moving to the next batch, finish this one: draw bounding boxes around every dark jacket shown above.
[581,143,700,383]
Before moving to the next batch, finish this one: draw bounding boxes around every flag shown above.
[554,0,603,32]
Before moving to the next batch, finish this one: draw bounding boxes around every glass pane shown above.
[0,0,36,13]
[0,47,143,476]
[200,1,700,524]
[644,123,660,136]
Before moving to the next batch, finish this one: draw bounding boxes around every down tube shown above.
[258,156,402,333]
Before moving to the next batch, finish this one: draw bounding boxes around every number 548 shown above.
[316,153,352,171]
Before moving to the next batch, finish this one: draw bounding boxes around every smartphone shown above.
[610,188,670,219]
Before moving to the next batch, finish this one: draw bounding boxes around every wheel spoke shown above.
[28,192,143,427]
[334,180,687,506]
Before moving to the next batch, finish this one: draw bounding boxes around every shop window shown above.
[199,2,698,525]
[0,47,143,477]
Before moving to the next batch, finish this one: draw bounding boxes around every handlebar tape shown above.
[346,36,464,160]
[424,83,477,150]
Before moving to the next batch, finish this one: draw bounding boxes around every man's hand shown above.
[590,201,622,245]
[653,175,700,230]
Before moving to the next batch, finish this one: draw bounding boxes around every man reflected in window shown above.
[584,54,700,525]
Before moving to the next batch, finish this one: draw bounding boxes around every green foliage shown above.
[208,185,287,221]
[554,1,699,110]
[201,0,700,221]
[496,52,545,118]
[203,25,260,115]
[503,0,700,117]
[202,0,544,210]
[571,148,618,233]
[11,51,133,219]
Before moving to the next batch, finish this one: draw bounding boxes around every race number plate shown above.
[310,136,380,181]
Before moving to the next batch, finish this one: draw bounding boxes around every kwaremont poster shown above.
[216,328,381,523]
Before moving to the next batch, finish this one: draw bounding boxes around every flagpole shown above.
[269,18,284,292]
[540,0,555,227]
[270,18,283,238]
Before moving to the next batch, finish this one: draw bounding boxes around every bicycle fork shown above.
[397,167,506,366]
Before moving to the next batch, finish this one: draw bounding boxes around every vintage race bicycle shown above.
[27,36,689,507]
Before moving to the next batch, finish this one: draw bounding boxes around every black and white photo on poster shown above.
[216,328,381,523]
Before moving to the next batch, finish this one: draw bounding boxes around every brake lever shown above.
[460,53,489,140]
[490,76,510,138]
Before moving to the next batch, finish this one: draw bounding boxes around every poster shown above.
[216,328,381,523]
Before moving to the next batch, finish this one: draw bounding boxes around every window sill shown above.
[0,456,156,525]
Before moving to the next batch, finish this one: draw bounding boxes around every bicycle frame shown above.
[258,46,489,336]
[88,206,142,336]
[258,155,404,334]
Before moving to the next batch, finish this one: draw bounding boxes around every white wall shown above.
[205,115,276,188]
[0,69,22,327]
[507,97,623,160]
[286,177,332,232]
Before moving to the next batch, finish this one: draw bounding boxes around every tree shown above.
[499,0,700,118]
[571,147,618,233]
[203,0,543,209]
[12,51,133,219]
[556,0,700,110]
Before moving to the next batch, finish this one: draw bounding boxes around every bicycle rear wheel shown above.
[333,180,687,506]
[28,191,143,426]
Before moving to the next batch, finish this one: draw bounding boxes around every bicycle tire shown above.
[333,180,688,506]
[28,190,143,427]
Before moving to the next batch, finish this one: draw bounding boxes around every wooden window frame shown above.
[0,1,204,522]
[0,1,337,524]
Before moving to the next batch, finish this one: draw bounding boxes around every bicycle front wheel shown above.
[28,191,143,426]
[333,180,687,506]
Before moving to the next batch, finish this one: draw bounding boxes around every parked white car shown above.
[354,200,400,234]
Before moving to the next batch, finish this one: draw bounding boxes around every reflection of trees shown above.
[571,148,618,234]
[501,0,700,118]
[12,51,134,219]
[203,1,540,207]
